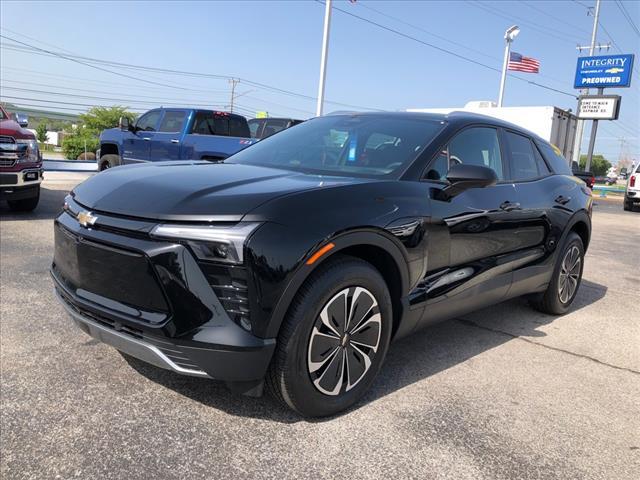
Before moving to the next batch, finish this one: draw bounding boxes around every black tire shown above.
[530,232,584,315]
[7,186,40,212]
[266,255,393,417]
[99,154,121,171]
[623,198,632,211]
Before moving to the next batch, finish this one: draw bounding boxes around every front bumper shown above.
[0,168,43,199]
[51,201,276,388]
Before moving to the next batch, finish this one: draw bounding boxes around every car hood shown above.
[0,119,35,139]
[72,161,370,221]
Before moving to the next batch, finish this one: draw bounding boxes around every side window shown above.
[248,119,263,138]
[136,110,161,132]
[158,111,186,133]
[424,127,504,181]
[535,140,572,175]
[262,119,289,138]
[229,116,250,138]
[214,116,229,136]
[533,144,551,175]
[505,131,544,181]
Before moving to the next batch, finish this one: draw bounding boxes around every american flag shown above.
[508,52,540,73]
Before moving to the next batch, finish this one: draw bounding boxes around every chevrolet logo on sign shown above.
[77,211,97,228]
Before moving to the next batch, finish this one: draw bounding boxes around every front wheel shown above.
[7,186,40,212]
[266,256,392,417]
[99,154,121,171]
[530,232,584,315]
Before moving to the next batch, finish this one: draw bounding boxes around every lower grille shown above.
[143,336,202,371]
[198,262,252,331]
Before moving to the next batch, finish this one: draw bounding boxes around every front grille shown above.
[198,262,252,331]
[0,136,27,167]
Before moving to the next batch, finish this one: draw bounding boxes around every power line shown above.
[322,0,577,99]
[521,1,592,36]
[615,0,640,37]
[0,37,380,111]
[0,34,193,91]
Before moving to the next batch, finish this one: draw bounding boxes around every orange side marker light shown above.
[306,242,335,265]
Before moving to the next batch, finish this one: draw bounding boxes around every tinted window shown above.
[425,127,504,181]
[536,140,572,175]
[158,111,186,133]
[191,112,229,136]
[248,119,264,138]
[533,143,551,175]
[229,116,250,138]
[505,131,542,181]
[262,119,289,138]
[228,115,444,178]
[136,110,161,132]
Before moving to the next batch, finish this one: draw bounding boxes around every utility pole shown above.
[572,0,601,169]
[316,0,332,117]
[228,78,240,113]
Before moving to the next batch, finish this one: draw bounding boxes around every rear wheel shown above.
[266,256,392,417]
[530,232,584,315]
[7,186,40,212]
[623,198,633,211]
[99,154,120,171]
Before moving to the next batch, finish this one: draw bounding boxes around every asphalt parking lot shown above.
[1,173,639,480]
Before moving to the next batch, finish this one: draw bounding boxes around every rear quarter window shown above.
[229,116,250,138]
[535,140,572,175]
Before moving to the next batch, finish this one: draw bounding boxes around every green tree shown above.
[35,122,48,144]
[79,106,136,135]
[62,129,100,160]
[579,154,611,177]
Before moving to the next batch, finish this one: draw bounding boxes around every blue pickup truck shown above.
[97,108,257,170]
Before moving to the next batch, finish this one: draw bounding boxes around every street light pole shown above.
[572,0,601,168]
[497,25,519,108]
[316,0,332,117]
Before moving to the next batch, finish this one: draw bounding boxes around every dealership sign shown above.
[574,54,634,88]
[577,95,621,120]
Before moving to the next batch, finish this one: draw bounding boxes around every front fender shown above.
[245,223,411,339]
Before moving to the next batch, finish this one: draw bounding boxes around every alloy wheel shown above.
[558,245,581,304]
[307,287,382,396]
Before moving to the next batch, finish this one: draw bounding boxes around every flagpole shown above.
[497,25,520,108]
[316,0,332,117]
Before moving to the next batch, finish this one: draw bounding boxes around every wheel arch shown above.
[265,229,410,340]
[564,210,591,252]
[99,143,119,157]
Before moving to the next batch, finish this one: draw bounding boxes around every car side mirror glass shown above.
[119,116,132,131]
[15,114,28,128]
[436,164,497,200]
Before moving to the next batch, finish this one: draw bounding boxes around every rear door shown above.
[123,110,161,164]
[502,130,561,295]
[149,110,189,160]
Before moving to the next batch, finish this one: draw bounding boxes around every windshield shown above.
[228,115,444,178]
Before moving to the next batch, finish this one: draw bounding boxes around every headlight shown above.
[150,222,261,264]
[16,139,39,163]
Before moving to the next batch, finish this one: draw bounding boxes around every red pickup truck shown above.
[0,105,43,211]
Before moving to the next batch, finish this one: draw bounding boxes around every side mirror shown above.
[15,114,28,128]
[436,164,497,200]
[119,116,132,131]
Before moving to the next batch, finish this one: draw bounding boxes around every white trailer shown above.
[407,102,578,160]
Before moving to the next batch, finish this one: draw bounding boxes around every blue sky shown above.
[1,0,638,163]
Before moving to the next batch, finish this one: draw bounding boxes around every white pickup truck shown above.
[624,163,640,212]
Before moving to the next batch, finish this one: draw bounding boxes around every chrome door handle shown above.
[143,137,151,141]
[500,201,521,212]
[555,195,571,205]
[170,139,180,144]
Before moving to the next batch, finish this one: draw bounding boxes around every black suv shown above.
[52,112,592,417]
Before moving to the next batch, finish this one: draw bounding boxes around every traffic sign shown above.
[574,54,634,89]
[577,95,621,120]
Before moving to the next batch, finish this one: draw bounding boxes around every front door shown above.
[149,110,188,161]
[417,126,522,325]
[122,110,161,164]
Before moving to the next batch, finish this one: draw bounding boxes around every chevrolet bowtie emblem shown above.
[77,210,97,228]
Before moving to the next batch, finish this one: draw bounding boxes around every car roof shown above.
[323,110,548,143]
